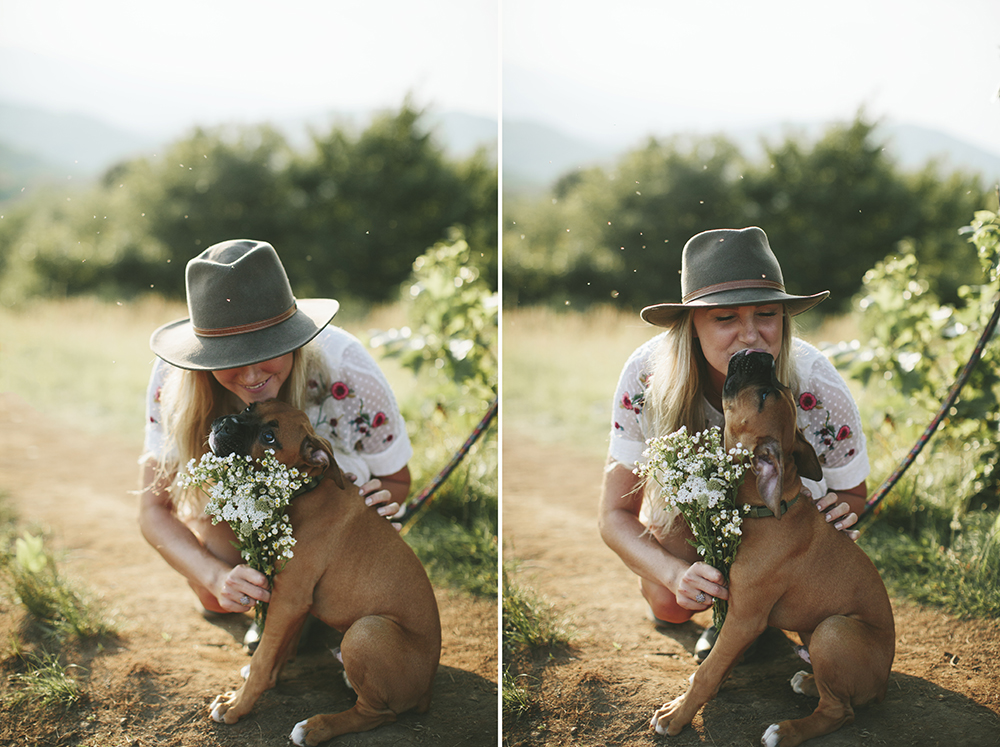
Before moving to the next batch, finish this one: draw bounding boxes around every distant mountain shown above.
[503,118,1000,192]
[501,120,619,192]
[0,100,498,195]
[0,102,157,178]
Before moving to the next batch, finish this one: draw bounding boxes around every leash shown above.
[396,396,498,533]
[861,291,1000,520]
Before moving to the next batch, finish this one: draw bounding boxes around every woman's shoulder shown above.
[791,337,841,378]
[624,331,668,370]
[310,325,367,363]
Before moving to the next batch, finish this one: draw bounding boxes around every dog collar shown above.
[744,493,800,519]
[291,475,324,499]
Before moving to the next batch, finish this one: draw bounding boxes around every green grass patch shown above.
[401,413,498,597]
[859,481,1000,618]
[501,563,573,721]
[5,651,84,710]
[502,564,572,653]
[3,531,116,643]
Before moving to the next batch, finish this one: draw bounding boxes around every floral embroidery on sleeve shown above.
[798,390,857,462]
[307,377,392,449]
[614,374,648,432]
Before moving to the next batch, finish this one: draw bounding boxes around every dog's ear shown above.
[752,437,785,519]
[299,435,346,489]
[792,430,823,482]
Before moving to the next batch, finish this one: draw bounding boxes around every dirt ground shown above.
[502,430,1000,747]
[0,393,498,746]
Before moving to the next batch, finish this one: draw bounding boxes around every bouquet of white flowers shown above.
[177,449,310,627]
[634,426,751,628]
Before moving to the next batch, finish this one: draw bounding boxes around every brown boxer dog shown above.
[205,400,441,745]
[650,350,894,747]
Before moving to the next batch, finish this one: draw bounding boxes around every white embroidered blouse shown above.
[609,335,870,499]
[143,326,413,485]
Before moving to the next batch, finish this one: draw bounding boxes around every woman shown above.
[139,239,412,625]
[598,226,869,660]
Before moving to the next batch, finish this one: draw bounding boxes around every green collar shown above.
[744,493,800,519]
[291,475,324,499]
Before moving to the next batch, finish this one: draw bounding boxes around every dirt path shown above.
[0,393,498,746]
[502,429,1000,747]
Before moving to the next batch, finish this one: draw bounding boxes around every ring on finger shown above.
[695,591,707,604]
[239,594,251,607]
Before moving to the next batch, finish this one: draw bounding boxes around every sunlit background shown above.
[503,0,1000,185]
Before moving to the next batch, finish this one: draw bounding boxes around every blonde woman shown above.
[599,227,868,660]
[138,240,412,637]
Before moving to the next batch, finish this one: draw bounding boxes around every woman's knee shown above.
[641,578,693,624]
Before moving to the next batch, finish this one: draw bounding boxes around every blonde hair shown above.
[155,343,325,516]
[640,307,799,529]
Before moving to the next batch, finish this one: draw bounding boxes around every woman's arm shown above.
[137,458,270,612]
[598,460,728,612]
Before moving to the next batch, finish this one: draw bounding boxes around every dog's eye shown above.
[261,431,276,445]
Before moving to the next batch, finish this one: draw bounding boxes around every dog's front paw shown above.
[649,694,692,737]
[291,718,329,746]
[290,719,309,746]
[209,692,240,724]
[761,723,781,746]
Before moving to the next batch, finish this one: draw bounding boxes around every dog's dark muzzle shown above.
[723,349,781,398]
[208,411,258,457]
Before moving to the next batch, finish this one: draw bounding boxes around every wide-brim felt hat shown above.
[640,226,829,327]
[150,239,339,371]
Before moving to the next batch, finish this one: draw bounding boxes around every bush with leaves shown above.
[844,210,1000,509]
[371,231,498,595]
[832,209,1000,617]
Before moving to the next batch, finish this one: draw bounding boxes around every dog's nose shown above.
[212,414,240,437]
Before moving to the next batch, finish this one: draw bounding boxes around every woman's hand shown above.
[808,488,860,541]
[359,478,401,518]
[675,561,730,611]
[345,475,403,531]
[213,564,271,612]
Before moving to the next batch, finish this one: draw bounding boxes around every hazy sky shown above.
[0,0,500,135]
[2,0,998,157]
[504,0,1000,155]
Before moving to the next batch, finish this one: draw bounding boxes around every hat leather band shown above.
[193,302,298,338]
[683,279,785,304]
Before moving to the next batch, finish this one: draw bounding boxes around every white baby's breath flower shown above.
[634,426,752,629]
[177,449,310,589]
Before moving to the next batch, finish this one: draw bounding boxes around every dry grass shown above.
[501,305,864,458]
[502,305,658,457]
[0,296,415,444]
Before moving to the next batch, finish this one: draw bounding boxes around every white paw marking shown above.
[651,718,668,736]
[210,704,226,723]
[790,670,810,695]
[795,645,811,664]
[761,723,781,746]
[290,719,308,746]
[240,664,250,680]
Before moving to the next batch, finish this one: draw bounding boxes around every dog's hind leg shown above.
[290,614,437,745]
[761,615,892,746]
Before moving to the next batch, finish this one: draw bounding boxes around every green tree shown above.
[504,136,750,308]
[744,117,985,314]
[503,114,990,314]
[0,105,497,306]
[288,104,497,302]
